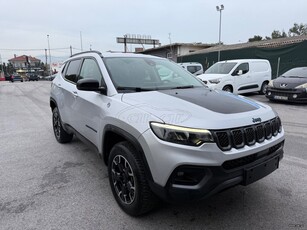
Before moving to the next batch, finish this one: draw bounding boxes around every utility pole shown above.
[216,4,224,62]
[0,54,3,78]
[45,49,47,75]
[70,46,72,56]
[80,31,83,52]
[168,33,173,60]
[124,34,127,53]
[47,35,52,75]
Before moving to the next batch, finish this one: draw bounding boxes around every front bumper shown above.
[149,140,284,202]
[266,87,307,103]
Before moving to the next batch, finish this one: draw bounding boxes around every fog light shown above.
[172,166,207,186]
[268,92,271,96]
[293,94,297,98]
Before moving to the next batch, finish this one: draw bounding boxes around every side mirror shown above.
[77,78,107,94]
[232,70,243,76]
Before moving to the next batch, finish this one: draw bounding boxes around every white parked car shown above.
[198,59,271,94]
[178,62,204,76]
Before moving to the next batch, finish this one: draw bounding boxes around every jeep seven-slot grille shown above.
[212,117,282,151]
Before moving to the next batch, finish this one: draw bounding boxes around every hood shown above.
[121,87,275,129]
[197,73,228,82]
[273,77,307,89]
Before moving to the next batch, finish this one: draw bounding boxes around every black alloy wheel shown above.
[111,155,136,204]
[108,141,159,216]
[52,107,73,143]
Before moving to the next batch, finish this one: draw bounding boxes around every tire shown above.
[108,141,159,216]
[259,82,268,95]
[222,85,233,93]
[52,107,73,143]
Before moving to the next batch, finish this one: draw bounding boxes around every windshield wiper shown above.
[171,85,194,89]
[116,86,155,92]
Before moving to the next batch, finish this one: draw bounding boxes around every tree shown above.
[288,23,307,36]
[248,35,263,42]
[271,30,287,39]
[7,63,14,74]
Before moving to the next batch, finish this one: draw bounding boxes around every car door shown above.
[70,57,108,147]
[58,59,82,126]
[232,62,253,93]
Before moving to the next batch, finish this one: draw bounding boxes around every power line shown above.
[0,47,72,51]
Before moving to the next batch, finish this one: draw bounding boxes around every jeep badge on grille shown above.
[252,118,262,123]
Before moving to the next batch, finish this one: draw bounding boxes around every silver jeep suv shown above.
[50,51,285,216]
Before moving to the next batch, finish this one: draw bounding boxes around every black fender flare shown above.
[102,124,154,182]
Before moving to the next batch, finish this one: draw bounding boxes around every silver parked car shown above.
[50,51,285,216]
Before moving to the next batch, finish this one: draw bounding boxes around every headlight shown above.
[150,122,214,146]
[268,80,274,87]
[209,78,221,84]
[295,83,307,89]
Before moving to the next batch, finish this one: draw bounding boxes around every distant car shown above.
[198,59,271,94]
[11,74,23,82]
[28,74,39,81]
[178,62,204,76]
[5,75,11,81]
[265,67,307,103]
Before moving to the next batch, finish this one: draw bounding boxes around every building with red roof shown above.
[8,55,43,75]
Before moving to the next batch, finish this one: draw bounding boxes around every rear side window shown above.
[187,65,201,74]
[64,59,82,83]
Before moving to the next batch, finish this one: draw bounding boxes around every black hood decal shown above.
[160,87,260,114]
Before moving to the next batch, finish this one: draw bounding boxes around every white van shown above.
[178,62,204,76]
[198,59,271,94]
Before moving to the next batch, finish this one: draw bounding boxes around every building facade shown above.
[140,43,214,62]
[8,55,43,75]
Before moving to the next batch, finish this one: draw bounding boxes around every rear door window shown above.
[64,59,82,83]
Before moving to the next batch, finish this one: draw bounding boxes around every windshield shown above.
[103,57,204,91]
[282,67,307,78]
[205,62,237,74]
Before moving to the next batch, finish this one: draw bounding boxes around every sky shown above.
[0,0,306,63]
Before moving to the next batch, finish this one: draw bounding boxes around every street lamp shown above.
[216,4,224,61]
[47,35,52,75]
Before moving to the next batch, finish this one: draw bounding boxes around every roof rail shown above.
[70,50,102,58]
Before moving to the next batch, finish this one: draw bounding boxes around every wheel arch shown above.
[259,80,269,95]
[102,125,154,181]
[222,84,233,92]
[50,97,57,111]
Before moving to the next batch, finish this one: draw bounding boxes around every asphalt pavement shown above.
[0,81,306,230]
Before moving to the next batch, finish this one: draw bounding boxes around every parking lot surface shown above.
[0,81,306,230]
